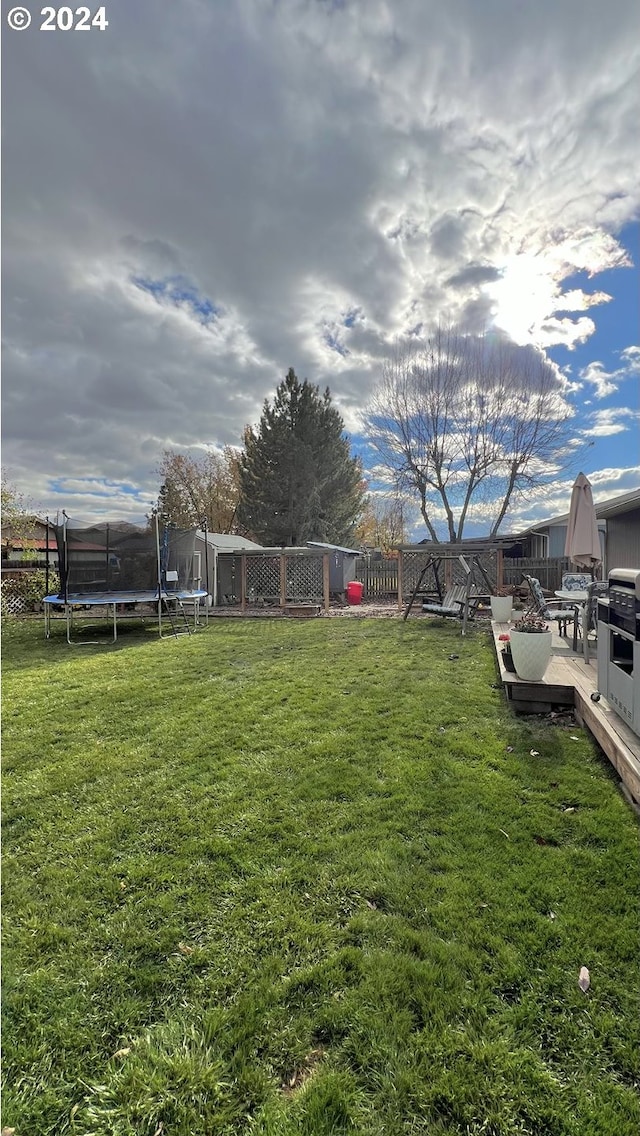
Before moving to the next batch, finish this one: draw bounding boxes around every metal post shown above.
[203,518,210,620]
[155,512,163,637]
[45,515,50,596]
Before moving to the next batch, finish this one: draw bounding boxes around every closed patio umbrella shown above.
[564,473,602,571]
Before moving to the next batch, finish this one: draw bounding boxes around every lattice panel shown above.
[0,588,27,615]
[402,550,497,595]
[286,555,323,600]
[401,552,434,595]
[246,555,280,603]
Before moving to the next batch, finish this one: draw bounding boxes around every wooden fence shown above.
[502,556,571,592]
[354,558,399,598]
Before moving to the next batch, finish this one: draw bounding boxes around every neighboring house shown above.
[1,518,59,569]
[515,487,640,574]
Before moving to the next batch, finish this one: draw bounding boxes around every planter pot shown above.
[509,629,553,682]
[490,595,513,621]
[501,647,517,673]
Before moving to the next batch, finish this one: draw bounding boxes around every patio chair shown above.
[561,572,593,593]
[422,583,473,618]
[522,574,577,637]
[422,557,481,632]
[574,580,608,664]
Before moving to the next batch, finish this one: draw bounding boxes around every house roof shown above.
[516,487,640,535]
[592,487,640,519]
[2,539,58,551]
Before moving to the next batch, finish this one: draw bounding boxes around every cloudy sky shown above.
[3,0,639,535]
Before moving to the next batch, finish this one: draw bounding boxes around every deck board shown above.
[490,621,640,807]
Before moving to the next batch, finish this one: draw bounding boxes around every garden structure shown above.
[214,547,333,614]
[43,514,208,643]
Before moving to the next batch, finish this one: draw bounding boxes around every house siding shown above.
[548,526,568,558]
[606,508,640,571]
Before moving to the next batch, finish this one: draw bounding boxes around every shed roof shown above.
[197,531,265,551]
[306,541,361,555]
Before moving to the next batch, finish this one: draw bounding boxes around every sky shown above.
[2,0,639,538]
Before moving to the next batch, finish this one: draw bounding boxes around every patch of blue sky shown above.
[549,222,638,371]
[343,308,359,328]
[131,273,222,325]
[324,331,349,356]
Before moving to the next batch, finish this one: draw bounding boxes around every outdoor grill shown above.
[597,568,640,737]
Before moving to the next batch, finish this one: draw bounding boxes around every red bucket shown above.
[346,580,364,605]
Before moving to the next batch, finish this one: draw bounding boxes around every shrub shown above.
[1,569,59,616]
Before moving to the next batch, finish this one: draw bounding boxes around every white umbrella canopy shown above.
[564,473,602,570]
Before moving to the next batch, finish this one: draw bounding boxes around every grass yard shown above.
[2,616,639,1136]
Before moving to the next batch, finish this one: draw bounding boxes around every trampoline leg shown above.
[112,603,118,642]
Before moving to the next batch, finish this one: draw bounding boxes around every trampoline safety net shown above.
[55,520,198,596]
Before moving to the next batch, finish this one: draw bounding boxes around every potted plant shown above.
[509,616,553,682]
[490,588,514,622]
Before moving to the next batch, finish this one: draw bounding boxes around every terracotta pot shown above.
[509,629,553,682]
[490,595,513,621]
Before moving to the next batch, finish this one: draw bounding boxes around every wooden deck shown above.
[491,621,640,809]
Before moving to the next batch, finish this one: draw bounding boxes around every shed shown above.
[306,541,362,593]
[194,531,265,604]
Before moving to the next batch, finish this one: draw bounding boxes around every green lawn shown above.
[2,616,639,1136]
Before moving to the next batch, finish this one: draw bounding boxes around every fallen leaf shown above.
[548,911,556,921]
[563,807,576,814]
[438,726,446,733]
[112,1047,131,1059]
[578,966,590,992]
[570,735,580,741]
[534,835,548,845]
[530,749,540,756]
[177,942,194,955]
[71,1104,79,1120]
[153,1125,164,1136]
[365,899,378,910]
[3,1128,17,1136]
[499,829,510,839]
[119,881,127,890]
[506,746,514,752]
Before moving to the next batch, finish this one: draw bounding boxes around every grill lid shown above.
[608,568,640,599]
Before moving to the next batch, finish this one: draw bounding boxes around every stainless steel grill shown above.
[597,568,640,736]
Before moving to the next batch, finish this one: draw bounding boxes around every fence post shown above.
[497,548,503,591]
[240,553,247,612]
[322,553,330,611]
[279,553,287,608]
[397,552,403,610]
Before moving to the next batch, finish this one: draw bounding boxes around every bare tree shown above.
[365,328,573,542]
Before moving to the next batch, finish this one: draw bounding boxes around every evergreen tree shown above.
[237,369,365,546]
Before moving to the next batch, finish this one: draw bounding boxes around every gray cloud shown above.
[2,0,640,519]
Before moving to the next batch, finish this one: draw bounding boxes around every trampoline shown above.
[43,514,209,644]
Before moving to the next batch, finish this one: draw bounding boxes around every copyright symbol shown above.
[7,6,31,29]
